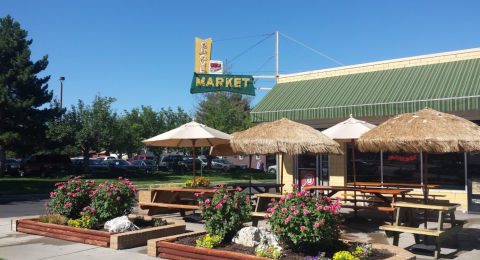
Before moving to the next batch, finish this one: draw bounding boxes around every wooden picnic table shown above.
[347,182,440,189]
[250,193,285,226]
[347,182,445,202]
[138,187,235,216]
[380,201,466,259]
[225,183,285,194]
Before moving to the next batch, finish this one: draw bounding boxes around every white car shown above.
[212,159,236,170]
[268,165,277,174]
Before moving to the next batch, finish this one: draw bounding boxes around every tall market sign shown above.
[190,74,255,96]
[191,37,255,96]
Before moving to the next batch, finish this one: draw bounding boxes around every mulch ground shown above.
[174,235,394,260]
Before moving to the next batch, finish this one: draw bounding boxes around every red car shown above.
[127,155,154,163]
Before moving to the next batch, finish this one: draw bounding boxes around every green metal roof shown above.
[251,58,480,122]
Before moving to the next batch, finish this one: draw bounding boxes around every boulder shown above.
[104,216,139,232]
[232,226,279,247]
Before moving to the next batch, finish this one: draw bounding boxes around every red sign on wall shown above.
[388,154,417,162]
[300,170,316,190]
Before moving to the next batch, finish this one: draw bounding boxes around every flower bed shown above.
[12,215,186,250]
[147,231,416,260]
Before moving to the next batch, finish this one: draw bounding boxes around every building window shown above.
[239,155,244,160]
[256,155,260,160]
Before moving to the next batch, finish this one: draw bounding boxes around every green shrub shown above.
[197,186,252,241]
[38,214,68,225]
[266,184,343,253]
[45,176,94,219]
[196,234,222,248]
[87,177,137,222]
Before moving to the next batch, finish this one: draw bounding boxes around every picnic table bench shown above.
[250,193,284,226]
[138,187,235,217]
[379,201,466,259]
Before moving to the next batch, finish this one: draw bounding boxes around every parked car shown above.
[268,165,277,174]
[212,159,236,170]
[5,158,20,175]
[71,159,111,174]
[19,154,73,177]
[178,158,203,174]
[127,155,155,163]
[102,159,137,174]
[158,155,188,171]
[130,159,157,173]
[95,156,117,161]
[200,158,208,167]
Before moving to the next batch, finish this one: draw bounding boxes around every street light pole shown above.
[58,76,65,121]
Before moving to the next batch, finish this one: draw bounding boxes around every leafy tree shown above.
[0,15,59,175]
[47,95,117,173]
[119,106,189,161]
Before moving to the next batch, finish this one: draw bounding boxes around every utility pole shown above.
[58,76,65,121]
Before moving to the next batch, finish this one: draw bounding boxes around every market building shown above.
[251,47,480,211]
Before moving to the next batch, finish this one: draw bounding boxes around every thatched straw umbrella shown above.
[210,133,259,198]
[230,118,343,194]
[357,107,480,227]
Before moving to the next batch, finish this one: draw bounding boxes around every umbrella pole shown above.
[352,139,358,218]
[192,139,197,217]
[423,152,429,229]
[281,153,284,195]
[249,155,252,200]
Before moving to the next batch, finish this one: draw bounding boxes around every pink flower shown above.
[291,183,298,187]
[303,209,310,214]
[320,219,325,226]
[206,204,210,208]
[67,192,71,195]
[44,202,48,206]
[83,206,89,211]
[264,214,269,219]
[290,206,295,211]
[91,209,95,213]
[314,223,320,228]
[282,208,287,213]
[117,196,121,200]
[294,210,299,215]
[215,203,223,209]
[213,189,218,192]
[236,187,242,191]
[277,228,281,232]
[301,203,305,207]
[271,198,276,202]
[300,226,306,231]
[234,204,238,209]
[118,176,123,180]
[72,193,77,197]
[91,180,95,184]
[285,218,289,223]
[108,192,112,196]
[106,187,110,191]
[246,198,250,203]
[76,187,80,191]
[224,195,229,199]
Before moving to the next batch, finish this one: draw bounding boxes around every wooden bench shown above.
[342,205,394,212]
[379,201,465,259]
[138,202,200,217]
[250,193,284,226]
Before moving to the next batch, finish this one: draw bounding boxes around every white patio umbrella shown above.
[143,119,233,183]
[322,115,376,187]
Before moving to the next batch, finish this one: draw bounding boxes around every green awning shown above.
[251,58,480,122]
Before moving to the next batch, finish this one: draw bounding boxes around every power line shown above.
[228,33,275,64]
[279,32,345,66]
[213,33,275,42]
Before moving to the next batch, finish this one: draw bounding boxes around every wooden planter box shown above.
[12,215,186,250]
[148,231,417,260]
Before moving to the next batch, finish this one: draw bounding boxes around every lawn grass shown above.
[0,169,276,195]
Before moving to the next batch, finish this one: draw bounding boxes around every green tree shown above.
[119,106,189,160]
[47,95,117,173]
[0,15,59,175]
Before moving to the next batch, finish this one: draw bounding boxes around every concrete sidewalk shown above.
[1,210,480,260]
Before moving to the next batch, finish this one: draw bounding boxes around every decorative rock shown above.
[232,226,279,247]
[104,216,139,232]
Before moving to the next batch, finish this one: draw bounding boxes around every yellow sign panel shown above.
[195,38,212,73]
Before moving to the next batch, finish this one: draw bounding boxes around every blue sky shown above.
[2,1,480,117]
